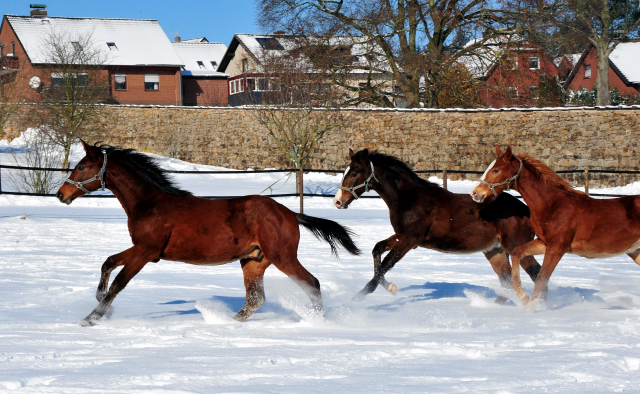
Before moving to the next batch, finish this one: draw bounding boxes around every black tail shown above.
[295,213,361,257]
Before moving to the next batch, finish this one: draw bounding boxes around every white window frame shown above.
[144,74,160,91]
[507,86,519,99]
[114,73,127,90]
[507,56,518,70]
[528,56,540,70]
[585,65,592,79]
[229,80,235,94]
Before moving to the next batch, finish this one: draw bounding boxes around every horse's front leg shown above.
[95,249,132,302]
[82,246,157,326]
[354,237,417,302]
[510,239,547,305]
[372,235,399,295]
[525,245,567,312]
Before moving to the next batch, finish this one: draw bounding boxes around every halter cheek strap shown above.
[339,161,379,199]
[64,151,108,194]
[479,157,523,197]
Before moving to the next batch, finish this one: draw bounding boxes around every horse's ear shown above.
[503,145,513,161]
[81,140,99,162]
[349,148,355,158]
[495,145,502,155]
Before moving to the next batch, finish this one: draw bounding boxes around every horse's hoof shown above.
[352,292,366,302]
[387,283,398,295]
[79,319,95,327]
[524,300,537,313]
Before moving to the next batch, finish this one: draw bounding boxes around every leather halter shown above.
[478,157,523,197]
[339,161,378,199]
[64,151,107,194]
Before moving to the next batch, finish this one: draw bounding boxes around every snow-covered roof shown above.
[172,42,228,76]
[6,15,183,67]
[181,37,209,43]
[610,42,640,84]
[554,53,581,67]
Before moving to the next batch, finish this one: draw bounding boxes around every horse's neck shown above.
[105,161,161,215]
[516,166,565,214]
[373,166,426,209]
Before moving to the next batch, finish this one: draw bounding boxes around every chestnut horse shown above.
[472,146,640,312]
[57,142,360,326]
[333,149,541,302]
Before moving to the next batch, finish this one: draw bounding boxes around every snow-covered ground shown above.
[2,139,640,393]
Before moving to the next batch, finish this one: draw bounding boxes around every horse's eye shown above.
[78,165,85,171]
[492,169,499,174]
[351,173,357,178]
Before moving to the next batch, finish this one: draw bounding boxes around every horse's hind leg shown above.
[627,249,640,267]
[271,257,324,316]
[373,235,399,295]
[234,258,270,322]
[483,248,512,305]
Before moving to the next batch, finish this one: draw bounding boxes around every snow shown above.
[610,42,640,84]
[2,139,640,392]
[6,15,183,67]
[173,42,228,75]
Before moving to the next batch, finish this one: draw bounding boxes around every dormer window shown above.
[71,42,82,51]
[107,42,118,51]
[211,61,218,69]
[197,61,206,69]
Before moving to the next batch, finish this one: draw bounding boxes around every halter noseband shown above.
[64,151,107,194]
[339,161,379,199]
[478,157,523,197]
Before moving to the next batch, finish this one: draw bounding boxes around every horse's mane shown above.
[367,151,439,189]
[98,144,191,196]
[518,154,586,195]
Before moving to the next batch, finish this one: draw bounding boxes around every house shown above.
[460,38,561,108]
[172,38,228,106]
[218,33,394,107]
[555,54,581,82]
[564,42,640,98]
[0,7,184,105]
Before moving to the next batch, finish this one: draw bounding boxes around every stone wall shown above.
[4,104,640,187]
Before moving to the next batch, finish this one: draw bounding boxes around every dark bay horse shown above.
[472,145,640,312]
[56,141,360,326]
[333,148,541,301]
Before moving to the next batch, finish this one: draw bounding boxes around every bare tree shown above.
[258,0,558,108]
[28,29,110,168]
[0,54,22,137]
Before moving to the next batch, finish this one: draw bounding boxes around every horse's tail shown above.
[295,213,361,257]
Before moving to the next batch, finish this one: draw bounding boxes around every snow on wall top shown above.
[172,42,228,76]
[610,42,640,84]
[6,15,184,67]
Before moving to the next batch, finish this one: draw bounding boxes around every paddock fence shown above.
[2,162,639,214]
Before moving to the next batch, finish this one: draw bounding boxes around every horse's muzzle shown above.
[470,190,485,203]
[56,190,73,205]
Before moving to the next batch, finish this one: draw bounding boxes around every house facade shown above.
[1,10,184,105]
[565,42,640,97]
[172,39,228,106]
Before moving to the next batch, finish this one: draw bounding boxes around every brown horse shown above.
[56,141,360,326]
[472,145,640,312]
[333,148,541,302]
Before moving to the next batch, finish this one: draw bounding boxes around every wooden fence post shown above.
[442,169,447,190]
[299,167,304,214]
[584,169,589,195]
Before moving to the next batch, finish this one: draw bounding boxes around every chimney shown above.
[174,36,181,43]
[273,31,285,35]
[30,4,48,17]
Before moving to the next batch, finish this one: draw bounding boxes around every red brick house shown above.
[565,42,640,98]
[0,10,184,105]
[460,38,561,108]
[172,39,228,106]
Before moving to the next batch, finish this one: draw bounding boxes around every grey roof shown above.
[6,15,183,67]
[172,41,228,76]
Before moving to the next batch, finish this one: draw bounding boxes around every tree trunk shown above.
[595,45,612,106]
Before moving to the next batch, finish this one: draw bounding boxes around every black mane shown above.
[97,144,191,196]
[366,151,439,189]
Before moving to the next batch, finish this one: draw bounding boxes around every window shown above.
[257,78,269,91]
[229,80,235,94]
[238,78,244,92]
[71,41,81,51]
[507,87,518,99]
[50,72,87,87]
[107,42,118,51]
[529,86,539,99]
[506,57,518,70]
[246,78,256,91]
[145,74,159,90]
[241,58,248,73]
[197,61,206,69]
[114,74,127,90]
[528,56,539,70]
[585,65,591,79]
[51,72,63,86]
[255,37,284,50]
[210,61,218,69]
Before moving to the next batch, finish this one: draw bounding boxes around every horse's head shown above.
[333,148,376,209]
[471,145,522,203]
[56,140,107,205]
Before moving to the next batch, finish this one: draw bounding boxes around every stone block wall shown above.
[4,104,640,187]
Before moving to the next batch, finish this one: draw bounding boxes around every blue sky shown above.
[3,0,261,45]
